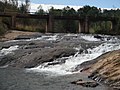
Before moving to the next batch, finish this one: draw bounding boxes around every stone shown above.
[94,35,103,39]
[14,34,41,40]
[71,79,99,87]
[4,47,77,68]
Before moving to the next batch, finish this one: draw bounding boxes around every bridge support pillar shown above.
[84,16,89,33]
[110,21,113,30]
[111,21,117,31]
[78,17,89,33]
[78,20,85,33]
[46,15,54,33]
[45,21,48,33]
[11,15,16,29]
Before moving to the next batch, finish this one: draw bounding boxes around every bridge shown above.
[0,12,118,33]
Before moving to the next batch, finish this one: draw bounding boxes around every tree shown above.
[19,0,30,13]
[78,5,100,17]
[35,5,45,15]
[62,6,77,33]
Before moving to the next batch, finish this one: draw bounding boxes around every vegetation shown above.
[0,0,120,34]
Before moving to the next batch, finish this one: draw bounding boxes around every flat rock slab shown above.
[0,68,111,90]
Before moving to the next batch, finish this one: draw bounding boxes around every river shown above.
[0,33,120,90]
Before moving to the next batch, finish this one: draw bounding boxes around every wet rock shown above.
[6,47,77,68]
[113,87,120,90]
[71,79,82,84]
[71,79,99,87]
[78,48,84,54]
[0,33,104,70]
[14,34,41,40]
[0,54,15,66]
[14,35,32,40]
[23,45,39,49]
[94,35,103,39]
[1,46,10,49]
[47,58,67,66]
[28,42,35,45]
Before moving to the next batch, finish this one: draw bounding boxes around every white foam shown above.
[5,34,59,43]
[45,34,59,41]
[65,34,78,37]
[27,42,120,76]
[81,35,100,41]
[81,34,120,42]
[0,45,19,56]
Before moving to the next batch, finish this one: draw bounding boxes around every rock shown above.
[5,47,77,68]
[0,54,15,66]
[47,58,66,66]
[71,79,99,87]
[78,48,84,54]
[23,45,39,49]
[14,35,32,40]
[94,35,103,39]
[82,50,120,88]
[14,34,41,40]
[71,79,82,84]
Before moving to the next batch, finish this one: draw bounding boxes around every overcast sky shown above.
[30,0,120,8]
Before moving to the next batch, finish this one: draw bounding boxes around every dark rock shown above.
[78,48,84,54]
[71,79,99,87]
[71,79,82,84]
[14,35,32,40]
[1,46,10,49]
[94,35,103,39]
[80,67,90,72]
[14,34,41,40]
[46,58,67,66]
[28,42,35,45]
[23,45,39,49]
[0,55,15,66]
[88,71,98,79]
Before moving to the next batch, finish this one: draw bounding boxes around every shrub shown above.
[0,21,8,35]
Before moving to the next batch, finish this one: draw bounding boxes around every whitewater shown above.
[24,34,120,76]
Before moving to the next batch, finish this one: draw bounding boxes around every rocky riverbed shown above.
[0,32,120,90]
[0,67,113,90]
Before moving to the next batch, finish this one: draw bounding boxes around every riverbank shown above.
[80,50,120,89]
[0,30,38,41]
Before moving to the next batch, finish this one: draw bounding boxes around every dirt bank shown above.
[0,30,38,41]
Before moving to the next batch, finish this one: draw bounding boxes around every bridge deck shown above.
[0,12,117,21]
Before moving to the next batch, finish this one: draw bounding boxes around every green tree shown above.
[62,6,77,33]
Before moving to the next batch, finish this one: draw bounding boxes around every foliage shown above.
[0,20,8,35]
[0,0,120,34]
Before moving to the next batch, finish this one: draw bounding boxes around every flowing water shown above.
[1,34,120,76]
[27,42,120,76]
[26,34,120,76]
[0,34,120,90]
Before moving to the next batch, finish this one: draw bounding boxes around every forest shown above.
[0,0,120,35]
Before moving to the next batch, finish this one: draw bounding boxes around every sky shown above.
[30,0,120,8]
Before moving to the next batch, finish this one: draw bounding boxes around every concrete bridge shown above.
[0,12,118,33]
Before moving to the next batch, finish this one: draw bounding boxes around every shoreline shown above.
[0,30,38,41]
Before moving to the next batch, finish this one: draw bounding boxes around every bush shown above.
[35,28,45,33]
[0,22,8,35]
